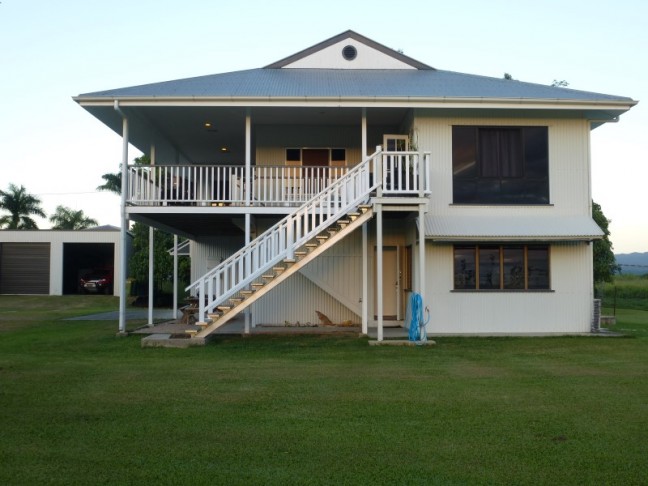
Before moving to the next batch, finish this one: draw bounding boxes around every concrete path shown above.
[66,309,176,321]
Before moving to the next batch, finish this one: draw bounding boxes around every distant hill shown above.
[616,252,648,275]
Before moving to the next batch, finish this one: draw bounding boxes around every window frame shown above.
[453,244,551,291]
[284,147,347,166]
[452,125,550,205]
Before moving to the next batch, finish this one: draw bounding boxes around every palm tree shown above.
[97,156,150,195]
[96,172,121,195]
[0,184,46,229]
[49,205,98,230]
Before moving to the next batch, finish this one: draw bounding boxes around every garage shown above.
[63,243,115,294]
[0,227,129,296]
[0,242,51,294]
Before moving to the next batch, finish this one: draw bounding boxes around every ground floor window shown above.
[454,244,550,290]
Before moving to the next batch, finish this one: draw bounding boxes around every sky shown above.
[1,0,646,253]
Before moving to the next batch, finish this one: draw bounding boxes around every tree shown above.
[49,205,98,230]
[97,155,189,300]
[551,79,570,88]
[0,183,46,229]
[97,155,150,195]
[129,224,190,298]
[96,172,122,195]
[592,201,618,283]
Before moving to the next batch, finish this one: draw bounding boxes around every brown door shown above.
[302,149,329,167]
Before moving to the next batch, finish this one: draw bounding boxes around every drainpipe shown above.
[114,100,129,335]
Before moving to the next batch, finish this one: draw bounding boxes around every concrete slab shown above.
[368,339,436,346]
[141,333,207,348]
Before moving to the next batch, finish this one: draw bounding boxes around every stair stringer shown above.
[297,233,363,317]
[186,149,379,323]
[192,206,374,340]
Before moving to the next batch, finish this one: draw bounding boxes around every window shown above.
[286,148,301,163]
[331,148,346,164]
[285,148,347,166]
[452,126,549,204]
[453,244,550,290]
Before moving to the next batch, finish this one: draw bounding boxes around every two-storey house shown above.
[75,31,636,344]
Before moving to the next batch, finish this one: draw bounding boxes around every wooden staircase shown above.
[186,205,373,342]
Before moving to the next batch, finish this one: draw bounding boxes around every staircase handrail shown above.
[185,149,382,317]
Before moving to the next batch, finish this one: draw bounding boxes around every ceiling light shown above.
[204,122,212,128]
[220,147,229,153]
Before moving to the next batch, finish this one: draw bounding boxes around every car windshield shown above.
[84,271,110,280]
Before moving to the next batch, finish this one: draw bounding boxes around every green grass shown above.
[597,274,648,311]
[1,297,647,485]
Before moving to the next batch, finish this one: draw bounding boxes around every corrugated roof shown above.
[77,68,634,103]
[424,214,604,242]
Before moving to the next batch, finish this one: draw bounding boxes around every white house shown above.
[74,30,636,343]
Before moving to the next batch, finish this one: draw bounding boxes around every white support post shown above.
[376,203,383,342]
[375,145,383,198]
[361,108,367,159]
[173,234,178,320]
[117,105,128,335]
[148,226,154,327]
[418,205,426,302]
[244,212,251,335]
[362,222,368,335]
[245,110,251,206]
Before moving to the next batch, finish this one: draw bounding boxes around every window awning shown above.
[423,214,604,242]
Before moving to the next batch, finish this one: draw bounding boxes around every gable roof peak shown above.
[265,30,434,71]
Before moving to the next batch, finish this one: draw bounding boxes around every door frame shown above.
[374,245,401,321]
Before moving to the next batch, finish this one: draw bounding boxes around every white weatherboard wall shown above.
[425,242,594,334]
[282,38,416,70]
[0,230,124,296]
[255,125,364,166]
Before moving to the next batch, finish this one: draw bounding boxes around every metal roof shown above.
[424,214,604,242]
[77,68,634,104]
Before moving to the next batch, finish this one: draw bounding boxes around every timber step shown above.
[185,201,375,343]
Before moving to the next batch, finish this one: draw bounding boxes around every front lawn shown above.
[0,296,646,485]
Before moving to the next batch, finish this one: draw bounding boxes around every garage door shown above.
[0,243,51,294]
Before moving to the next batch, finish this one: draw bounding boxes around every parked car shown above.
[79,269,113,294]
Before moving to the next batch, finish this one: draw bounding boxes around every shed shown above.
[0,226,130,296]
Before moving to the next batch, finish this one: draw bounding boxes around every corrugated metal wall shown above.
[414,114,591,217]
[412,114,595,333]
[0,243,51,294]
[425,242,594,334]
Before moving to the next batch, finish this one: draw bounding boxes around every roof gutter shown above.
[74,96,637,113]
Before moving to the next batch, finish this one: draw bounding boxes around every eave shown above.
[74,95,637,113]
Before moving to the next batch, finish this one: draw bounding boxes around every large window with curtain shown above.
[452,126,549,204]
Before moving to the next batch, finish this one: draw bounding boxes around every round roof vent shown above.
[342,45,357,61]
